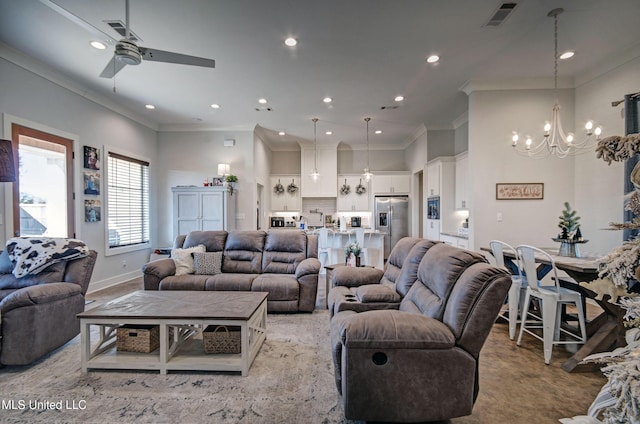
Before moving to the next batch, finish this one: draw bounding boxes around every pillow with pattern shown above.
[171,245,205,276]
[193,251,223,275]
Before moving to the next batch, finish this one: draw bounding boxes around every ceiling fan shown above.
[40,0,215,79]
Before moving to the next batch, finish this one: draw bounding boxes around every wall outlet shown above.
[497,212,503,222]
[121,260,127,268]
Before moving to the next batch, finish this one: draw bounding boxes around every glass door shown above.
[11,124,75,238]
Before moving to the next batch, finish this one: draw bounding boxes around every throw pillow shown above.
[193,251,223,275]
[172,245,205,276]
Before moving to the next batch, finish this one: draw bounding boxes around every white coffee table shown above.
[78,290,267,376]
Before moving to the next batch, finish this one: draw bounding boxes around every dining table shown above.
[481,246,625,372]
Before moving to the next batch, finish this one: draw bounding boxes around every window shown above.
[106,149,149,252]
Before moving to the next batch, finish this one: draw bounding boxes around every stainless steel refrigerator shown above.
[374,195,409,260]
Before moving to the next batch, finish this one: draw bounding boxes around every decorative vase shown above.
[552,237,588,258]
[356,256,361,267]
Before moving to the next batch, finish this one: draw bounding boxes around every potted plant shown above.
[225,174,238,195]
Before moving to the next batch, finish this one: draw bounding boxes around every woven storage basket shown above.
[116,325,173,353]
[203,325,241,354]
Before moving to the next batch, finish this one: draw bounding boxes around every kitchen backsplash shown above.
[302,198,336,227]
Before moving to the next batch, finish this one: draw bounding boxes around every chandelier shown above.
[511,8,602,158]
[362,117,374,181]
[310,118,320,182]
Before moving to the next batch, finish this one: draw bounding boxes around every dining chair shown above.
[317,228,335,270]
[489,240,527,340]
[516,245,587,364]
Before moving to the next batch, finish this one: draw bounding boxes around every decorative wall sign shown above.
[83,171,100,195]
[83,146,100,170]
[496,183,544,200]
[84,199,101,222]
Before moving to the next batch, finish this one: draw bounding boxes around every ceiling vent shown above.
[103,20,141,41]
[380,105,399,110]
[254,107,273,112]
[485,2,518,27]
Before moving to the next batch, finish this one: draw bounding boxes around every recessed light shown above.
[375,130,382,134]
[284,37,297,47]
[279,131,285,136]
[560,51,575,59]
[325,131,333,135]
[211,103,220,109]
[90,41,106,50]
[258,98,268,104]
[145,104,155,110]
[426,55,440,63]
[323,97,332,103]
[394,96,404,102]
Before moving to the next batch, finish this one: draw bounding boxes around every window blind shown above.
[107,151,149,248]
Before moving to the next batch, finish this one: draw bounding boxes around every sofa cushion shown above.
[0,249,13,274]
[356,285,401,303]
[380,237,421,287]
[395,240,439,297]
[159,274,208,290]
[193,251,223,275]
[262,230,307,274]
[0,262,66,290]
[222,231,266,274]
[172,245,205,276]
[400,243,488,320]
[252,274,299,301]
[204,273,257,291]
[183,231,227,252]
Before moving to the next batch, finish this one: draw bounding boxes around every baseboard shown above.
[87,270,142,294]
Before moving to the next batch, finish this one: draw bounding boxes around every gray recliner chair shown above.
[329,243,511,422]
[0,250,97,366]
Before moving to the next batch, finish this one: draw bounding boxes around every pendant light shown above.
[362,117,374,181]
[311,118,320,182]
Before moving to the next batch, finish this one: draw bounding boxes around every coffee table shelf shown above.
[78,291,268,376]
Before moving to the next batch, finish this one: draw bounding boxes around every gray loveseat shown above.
[0,249,98,366]
[142,230,320,312]
[329,239,511,422]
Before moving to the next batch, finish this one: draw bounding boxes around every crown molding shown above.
[459,77,575,95]
[0,42,158,131]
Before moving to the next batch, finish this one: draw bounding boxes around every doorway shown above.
[11,124,75,238]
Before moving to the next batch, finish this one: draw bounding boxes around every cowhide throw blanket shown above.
[6,237,89,278]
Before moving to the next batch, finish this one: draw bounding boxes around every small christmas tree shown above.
[558,202,581,240]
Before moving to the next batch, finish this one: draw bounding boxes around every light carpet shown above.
[0,310,349,424]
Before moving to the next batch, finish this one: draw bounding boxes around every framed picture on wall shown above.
[496,183,544,200]
[83,171,100,195]
[84,199,101,222]
[83,145,100,170]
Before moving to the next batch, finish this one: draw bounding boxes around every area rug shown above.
[0,310,352,424]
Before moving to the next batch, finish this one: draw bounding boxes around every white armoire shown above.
[172,186,235,237]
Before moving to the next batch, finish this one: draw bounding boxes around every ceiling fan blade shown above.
[139,47,215,68]
[39,0,116,45]
[99,56,127,78]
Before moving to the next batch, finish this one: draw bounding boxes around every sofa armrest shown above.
[0,282,82,314]
[332,267,384,288]
[142,258,176,290]
[355,285,401,303]
[295,257,321,278]
[338,309,455,350]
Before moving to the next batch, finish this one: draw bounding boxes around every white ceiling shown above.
[1,0,639,150]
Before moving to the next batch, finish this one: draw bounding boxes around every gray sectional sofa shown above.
[0,250,98,366]
[328,237,511,422]
[142,230,320,312]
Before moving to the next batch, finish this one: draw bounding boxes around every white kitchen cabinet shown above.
[337,176,370,211]
[440,233,469,250]
[172,186,235,237]
[455,152,469,209]
[301,147,337,197]
[426,162,440,197]
[426,219,440,241]
[270,176,301,212]
[371,174,410,194]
